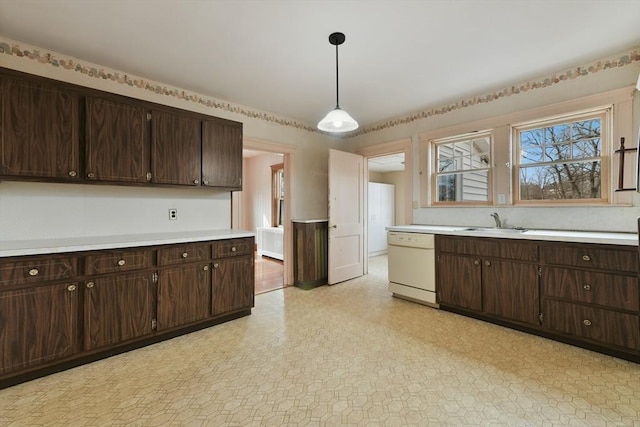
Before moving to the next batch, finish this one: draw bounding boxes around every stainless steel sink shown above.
[462,227,527,233]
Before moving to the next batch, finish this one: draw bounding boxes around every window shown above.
[432,132,492,204]
[271,163,284,227]
[513,109,609,203]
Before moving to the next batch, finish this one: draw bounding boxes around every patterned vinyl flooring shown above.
[1,256,638,426]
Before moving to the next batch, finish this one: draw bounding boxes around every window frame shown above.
[511,107,611,205]
[430,130,493,206]
[270,163,284,227]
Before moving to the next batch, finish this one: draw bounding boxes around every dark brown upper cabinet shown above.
[202,119,243,190]
[85,96,150,183]
[0,75,80,180]
[151,110,202,186]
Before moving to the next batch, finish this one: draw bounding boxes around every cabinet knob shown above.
[203,180,209,185]
[86,282,95,288]
[203,265,209,271]
[182,252,188,258]
[87,172,95,179]
[67,284,77,292]
[28,268,39,276]
[474,260,480,266]
[193,179,200,185]
[68,170,77,177]
[231,247,237,252]
[484,260,491,267]
[213,263,219,269]
[582,255,591,262]
[583,319,592,326]
[583,284,591,291]
[117,259,126,266]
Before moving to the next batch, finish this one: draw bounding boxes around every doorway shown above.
[234,150,285,294]
[367,153,405,257]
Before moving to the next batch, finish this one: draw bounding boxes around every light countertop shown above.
[387,225,638,246]
[0,229,254,258]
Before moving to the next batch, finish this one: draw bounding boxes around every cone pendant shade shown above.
[317,32,358,133]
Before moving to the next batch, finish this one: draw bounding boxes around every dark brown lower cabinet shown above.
[437,254,482,312]
[83,272,155,351]
[482,260,539,326]
[212,255,254,315]
[543,300,640,350]
[0,283,78,375]
[157,264,211,330]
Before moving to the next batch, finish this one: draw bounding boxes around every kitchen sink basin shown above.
[462,227,527,233]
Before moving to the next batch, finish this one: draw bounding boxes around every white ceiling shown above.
[368,153,405,173]
[1,0,639,130]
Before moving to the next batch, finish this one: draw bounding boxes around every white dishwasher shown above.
[387,231,438,307]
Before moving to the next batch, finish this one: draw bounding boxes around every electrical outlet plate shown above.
[168,208,178,220]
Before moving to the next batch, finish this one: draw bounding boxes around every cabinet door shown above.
[482,260,539,325]
[0,283,78,375]
[212,255,254,315]
[202,120,242,189]
[437,254,482,311]
[157,264,211,330]
[83,272,154,350]
[151,110,201,185]
[1,76,79,179]
[85,97,150,182]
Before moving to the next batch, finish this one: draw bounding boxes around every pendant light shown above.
[317,32,359,133]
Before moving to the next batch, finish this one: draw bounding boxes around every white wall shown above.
[0,37,337,242]
[378,171,406,226]
[0,181,230,240]
[347,48,640,233]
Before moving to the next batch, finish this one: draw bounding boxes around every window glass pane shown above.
[437,171,489,202]
[572,138,600,158]
[543,143,571,162]
[519,161,601,200]
[516,113,604,202]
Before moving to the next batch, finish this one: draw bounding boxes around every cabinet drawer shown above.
[541,245,638,273]
[437,236,538,261]
[213,238,253,258]
[0,255,79,287]
[84,249,154,275]
[543,267,639,312]
[543,300,640,350]
[158,243,211,266]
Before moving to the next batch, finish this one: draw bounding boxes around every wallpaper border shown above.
[1,39,638,138]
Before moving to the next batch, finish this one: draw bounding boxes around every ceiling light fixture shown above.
[317,32,358,133]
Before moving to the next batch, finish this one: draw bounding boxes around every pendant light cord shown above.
[335,42,340,109]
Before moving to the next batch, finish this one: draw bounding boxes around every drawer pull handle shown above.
[583,284,591,291]
[117,259,126,266]
[583,319,592,326]
[484,260,491,267]
[67,284,77,292]
[203,265,209,271]
[473,259,480,266]
[182,252,188,258]
[582,255,591,262]
[28,268,39,276]
[213,263,219,269]
[86,282,95,289]
[231,247,237,252]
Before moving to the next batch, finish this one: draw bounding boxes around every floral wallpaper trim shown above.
[1,40,638,137]
[358,49,640,136]
[0,41,316,133]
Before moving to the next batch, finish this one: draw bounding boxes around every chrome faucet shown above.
[490,212,502,228]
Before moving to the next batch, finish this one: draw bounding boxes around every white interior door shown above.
[328,149,364,284]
